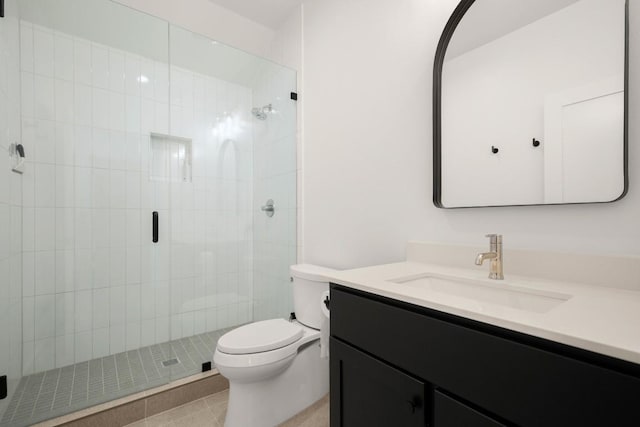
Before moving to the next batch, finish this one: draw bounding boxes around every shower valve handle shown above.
[261,199,275,217]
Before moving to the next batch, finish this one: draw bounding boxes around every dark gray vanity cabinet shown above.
[330,285,640,426]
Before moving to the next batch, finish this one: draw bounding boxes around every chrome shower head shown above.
[251,104,273,120]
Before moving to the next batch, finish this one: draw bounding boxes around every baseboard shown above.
[33,370,229,427]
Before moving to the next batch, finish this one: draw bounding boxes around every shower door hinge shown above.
[0,375,7,399]
[290,92,298,101]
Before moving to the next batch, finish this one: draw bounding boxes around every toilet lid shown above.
[217,319,304,355]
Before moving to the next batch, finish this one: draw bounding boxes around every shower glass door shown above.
[0,0,23,423]
[164,25,260,379]
[250,52,298,324]
[2,1,172,425]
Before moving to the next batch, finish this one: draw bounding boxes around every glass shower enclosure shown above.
[0,0,297,425]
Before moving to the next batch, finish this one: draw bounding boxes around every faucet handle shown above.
[485,234,502,244]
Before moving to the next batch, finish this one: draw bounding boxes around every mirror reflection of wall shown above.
[438,0,626,208]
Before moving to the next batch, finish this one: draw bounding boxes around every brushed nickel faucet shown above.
[475,234,504,280]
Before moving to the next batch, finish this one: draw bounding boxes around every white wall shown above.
[302,0,640,271]
[112,0,276,59]
[268,5,303,72]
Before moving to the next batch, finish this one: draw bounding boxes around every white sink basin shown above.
[391,274,571,313]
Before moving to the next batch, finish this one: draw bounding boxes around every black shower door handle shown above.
[152,211,158,243]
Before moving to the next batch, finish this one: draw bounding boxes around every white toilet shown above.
[213,264,335,427]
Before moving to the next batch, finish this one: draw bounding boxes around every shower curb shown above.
[32,370,228,427]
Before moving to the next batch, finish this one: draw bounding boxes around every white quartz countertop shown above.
[327,261,640,365]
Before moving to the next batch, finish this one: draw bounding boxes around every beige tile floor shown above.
[279,394,329,427]
[125,391,329,427]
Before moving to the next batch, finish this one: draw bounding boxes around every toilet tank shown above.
[290,264,337,329]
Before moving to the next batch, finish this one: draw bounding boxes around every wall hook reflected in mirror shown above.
[532,138,541,147]
[491,146,499,154]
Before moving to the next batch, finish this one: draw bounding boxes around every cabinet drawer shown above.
[434,390,505,427]
[331,286,640,426]
[330,338,427,427]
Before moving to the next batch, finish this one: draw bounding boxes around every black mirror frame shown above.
[433,0,629,209]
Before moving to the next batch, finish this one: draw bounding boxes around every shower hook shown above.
[9,142,25,174]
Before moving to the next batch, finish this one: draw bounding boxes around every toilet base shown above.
[223,341,329,427]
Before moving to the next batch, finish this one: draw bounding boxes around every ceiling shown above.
[207,0,302,29]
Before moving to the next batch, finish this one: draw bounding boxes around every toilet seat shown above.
[214,320,320,370]
[217,319,304,355]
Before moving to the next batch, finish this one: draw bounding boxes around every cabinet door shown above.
[331,338,427,427]
[434,390,505,427]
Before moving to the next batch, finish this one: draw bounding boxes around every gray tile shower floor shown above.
[0,327,234,427]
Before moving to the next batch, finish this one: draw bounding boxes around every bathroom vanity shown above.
[327,245,640,426]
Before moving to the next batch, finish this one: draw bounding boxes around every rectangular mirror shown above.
[433,0,628,208]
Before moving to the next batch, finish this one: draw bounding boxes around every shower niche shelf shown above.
[150,132,193,183]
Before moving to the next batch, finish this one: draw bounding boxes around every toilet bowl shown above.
[213,264,335,427]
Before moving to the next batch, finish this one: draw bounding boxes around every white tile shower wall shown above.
[0,0,23,418]
[20,21,254,375]
[252,62,297,321]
